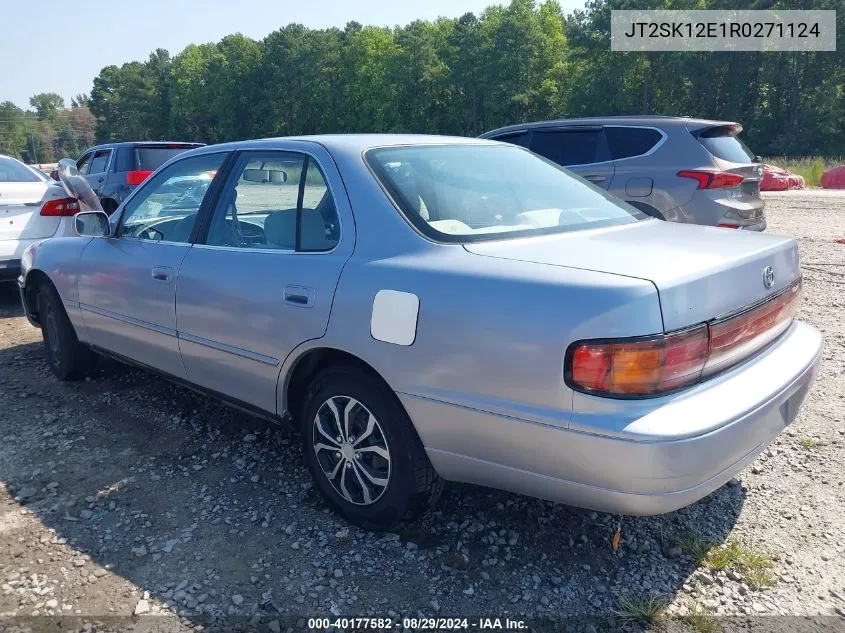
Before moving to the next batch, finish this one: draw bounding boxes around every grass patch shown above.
[678,536,778,587]
[800,437,828,450]
[764,156,844,188]
[685,603,721,633]
[615,594,669,624]
[677,533,719,564]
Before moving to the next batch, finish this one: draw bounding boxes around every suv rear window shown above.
[605,127,663,160]
[136,146,199,171]
[696,127,756,163]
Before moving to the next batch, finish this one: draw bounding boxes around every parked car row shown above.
[4,116,767,286]
[14,128,819,530]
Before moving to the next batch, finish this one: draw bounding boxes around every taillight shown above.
[568,326,708,396]
[126,170,153,186]
[717,224,740,229]
[40,197,80,217]
[705,280,801,375]
[678,170,744,189]
[567,279,802,397]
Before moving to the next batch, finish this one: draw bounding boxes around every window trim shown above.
[113,150,232,246]
[194,149,342,256]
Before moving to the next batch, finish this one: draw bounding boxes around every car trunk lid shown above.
[0,182,63,241]
[464,220,800,332]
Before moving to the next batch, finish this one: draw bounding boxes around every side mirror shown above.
[75,211,111,237]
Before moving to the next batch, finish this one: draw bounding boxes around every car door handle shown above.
[151,266,173,283]
[284,285,315,308]
[585,174,607,183]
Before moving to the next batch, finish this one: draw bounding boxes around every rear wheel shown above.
[38,283,95,381]
[300,365,442,530]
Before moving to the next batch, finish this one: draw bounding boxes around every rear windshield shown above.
[697,128,756,163]
[366,144,646,243]
[0,156,44,183]
[136,146,197,171]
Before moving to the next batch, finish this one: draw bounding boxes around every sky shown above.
[2,0,584,111]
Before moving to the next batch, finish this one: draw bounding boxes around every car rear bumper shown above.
[0,259,21,282]
[402,320,822,515]
[671,191,766,229]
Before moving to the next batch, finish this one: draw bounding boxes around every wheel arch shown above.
[21,269,54,326]
[282,346,397,423]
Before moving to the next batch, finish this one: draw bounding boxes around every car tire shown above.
[300,365,443,531]
[38,283,96,381]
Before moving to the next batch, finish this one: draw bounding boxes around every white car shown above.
[0,155,80,283]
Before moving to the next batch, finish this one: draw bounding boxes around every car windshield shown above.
[366,144,646,242]
[0,156,45,183]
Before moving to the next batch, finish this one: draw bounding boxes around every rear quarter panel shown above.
[285,245,664,430]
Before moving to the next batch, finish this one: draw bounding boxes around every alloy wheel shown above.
[312,395,391,506]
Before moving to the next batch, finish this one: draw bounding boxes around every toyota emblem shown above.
[763,266,775,289]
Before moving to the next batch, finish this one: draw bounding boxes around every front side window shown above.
[530,130,602,166]
[77,153,93,176]
[366,144,646,243]
[119,152,226,243]
[205,152,339,252]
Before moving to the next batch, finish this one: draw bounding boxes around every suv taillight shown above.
[677,170,744,189]
[566,280,802,397]
[126,170,153,186]
[40,198,80,217]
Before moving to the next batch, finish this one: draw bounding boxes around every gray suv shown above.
[74,142,204,215]
[480,116,766,230]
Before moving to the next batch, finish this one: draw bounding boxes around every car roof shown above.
[85,141,206,151]
[178,134,500,159]
[480,116,739,137]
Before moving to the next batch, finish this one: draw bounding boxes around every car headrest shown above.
[263,209,332,251]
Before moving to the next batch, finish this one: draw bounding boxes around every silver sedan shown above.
[18,135,822,530]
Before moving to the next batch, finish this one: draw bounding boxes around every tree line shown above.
[3,0,844,163]
[0,94,96,163]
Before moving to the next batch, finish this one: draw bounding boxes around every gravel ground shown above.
[0,190,842,632]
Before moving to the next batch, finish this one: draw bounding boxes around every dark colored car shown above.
[73,142,205,214]
[480,116,766,230]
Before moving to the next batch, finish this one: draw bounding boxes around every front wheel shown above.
[38,283,95,381]
[300,366,442,530]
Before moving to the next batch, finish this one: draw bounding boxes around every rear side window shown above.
[114,147,135,172]
[605,127,663,160]
[205,151,339,252]
[0,157,43,182]
[530,130,602,166]
[697,127,756,163]
[492,132,530,148]
[88,150,111,174]
[136,146,197,171]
